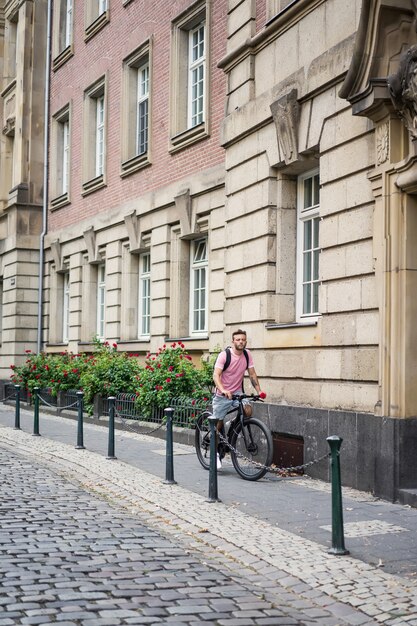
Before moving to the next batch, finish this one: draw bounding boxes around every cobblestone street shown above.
[1,410,417,625]
[0,446,367,626]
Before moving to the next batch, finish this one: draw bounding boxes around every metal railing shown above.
[1,384,211,429]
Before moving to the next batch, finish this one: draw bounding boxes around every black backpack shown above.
[222,347,249,391]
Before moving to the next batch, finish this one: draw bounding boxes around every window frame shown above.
[51,103,71,210]
[296,169,320,322]
[62,270,70,343]
[52,0,74,69]
[189,238,208,336]
[138,252,151,339]
[85,0,110,41]
[187,22,206,129]
[170,1,210,152]
[121,40,152,177]
[96,263,106,340]
[82,76,107,195]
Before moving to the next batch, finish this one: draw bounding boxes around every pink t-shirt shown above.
[214,349,254,395]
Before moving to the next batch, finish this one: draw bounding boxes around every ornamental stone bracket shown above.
[388,44,417,140]
[124,211,149,253]
[340,0,417,122]
[50,239,64,273]
[83,227,98,264]
[270,90,300,166]
[175,189,193,239]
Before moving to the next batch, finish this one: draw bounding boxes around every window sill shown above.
[82,175,106,196]
[51,192,70,211]
[85,11,110,42]
[52,46,74,71]
[169,123,208,153]
[265,320,318,330]
[120,153,151,178]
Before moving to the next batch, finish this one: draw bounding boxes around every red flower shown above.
[185,355,192,360]
[171,342,177,348]
[25,350,31,354]
[72,368,78,374]
[168,366,174,371]
[191,400,196,406]
[166,378,171,383]
[113,343,117,349]
[10,365,15,370]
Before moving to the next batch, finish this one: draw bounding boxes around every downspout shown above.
[37,0,53,354]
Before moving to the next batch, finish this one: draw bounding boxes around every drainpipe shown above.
[37,0,53,354]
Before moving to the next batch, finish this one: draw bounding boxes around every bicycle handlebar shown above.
[230,393,265,402]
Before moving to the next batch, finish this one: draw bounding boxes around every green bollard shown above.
[14,384,21,430]
[163,407,177,484]
[327,435,349,555]
[106,396,117,459]
[75,391,85,450]
[33,387,40,436]
[206,415,220,503]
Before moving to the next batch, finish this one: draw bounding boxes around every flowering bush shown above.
[9,338,217,418]
[10,350,88,395]
[79,337,142,413]
[134,342,213,417]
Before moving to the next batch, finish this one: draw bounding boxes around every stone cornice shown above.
[218,0,325,72]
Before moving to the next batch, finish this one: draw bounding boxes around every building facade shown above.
[0,0,417,503]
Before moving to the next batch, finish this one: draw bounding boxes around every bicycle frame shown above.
[220,395,260,454]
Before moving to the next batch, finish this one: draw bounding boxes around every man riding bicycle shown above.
[212,329,266,468]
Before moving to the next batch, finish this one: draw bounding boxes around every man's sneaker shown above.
[216,454,222,470]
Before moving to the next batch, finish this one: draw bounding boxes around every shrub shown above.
[134,342,213,417]
[10,350,87,395]
[79,338,142,413]
[9,338,218,419]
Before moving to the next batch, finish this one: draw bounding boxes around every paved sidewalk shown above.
[0,404,416,625]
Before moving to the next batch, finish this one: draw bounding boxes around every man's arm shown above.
[247,366,262,394]
[213,367,232,399]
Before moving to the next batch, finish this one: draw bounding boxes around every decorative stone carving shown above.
[175,189,192,238]
[270,89,300,165]
[83,227,97,263]
[388,44,417,139]
[376,121,389,164]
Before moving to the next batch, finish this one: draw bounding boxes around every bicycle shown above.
[195,393,273,481]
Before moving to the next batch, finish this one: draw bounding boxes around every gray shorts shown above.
[212,393,249,422]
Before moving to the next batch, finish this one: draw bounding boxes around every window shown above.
[5,15,18,80]
[85,0,109,40]
[136,63,149,155]
[52,0,74,68]
[96,263,106,339]
[51,104,71,209]
[297,170,320,320]
[121,42,151,176]
[188,23,205,128]
[82,77,107,195]
[170,2,209,151]
[95,96,105,177]
[138,252,151,338]
[65,0,73,48]
[190,238,208,334]
[62,271,70,343]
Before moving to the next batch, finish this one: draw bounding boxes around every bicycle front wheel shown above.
[195,411,212,470]
[230,418,273,480]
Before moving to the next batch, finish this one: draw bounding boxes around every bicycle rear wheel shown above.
[195,411,212,470]
[230,418,273,480]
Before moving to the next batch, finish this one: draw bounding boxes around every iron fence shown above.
[2,384,211,429]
